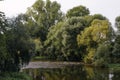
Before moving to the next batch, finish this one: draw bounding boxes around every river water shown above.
[22,62,120,80]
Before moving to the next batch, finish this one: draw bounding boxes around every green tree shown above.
[0,12,11,71]
[111,35,120,63]
[66,5,90,18]
[44,8,110,61]
[112,16,120,63]
[45,17,87,61]
[115,16,120,31]
[0,11,8,33]
[93,44,111,67]
[26,0,64,41]
[80,14,107,28]
[6,14,35,71]
[93,14,107,20]
[77,19,111,63]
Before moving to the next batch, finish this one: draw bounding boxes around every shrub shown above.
[0,72,32,80]
[93,58,108,68]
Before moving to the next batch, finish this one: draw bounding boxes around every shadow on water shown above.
[23,64,120,80]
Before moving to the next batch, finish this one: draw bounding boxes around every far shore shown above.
[22,61,85,69]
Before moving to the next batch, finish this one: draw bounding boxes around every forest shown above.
[0,0,120,80]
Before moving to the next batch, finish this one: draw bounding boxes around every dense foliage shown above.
[26,0,64,41]
[66,5,90,18]
[111,16,120,63]
[0,13,35,72]
[0,12,10,71]
[44,17,87,61]
[0,72,32,80]
[0,0,120,73]
[77,19,112,63]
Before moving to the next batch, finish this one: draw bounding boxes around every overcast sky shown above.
[0,0,120,26]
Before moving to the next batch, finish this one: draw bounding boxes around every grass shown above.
[32,56,51,61]
[0,72,32,80]
[108,64,120,71]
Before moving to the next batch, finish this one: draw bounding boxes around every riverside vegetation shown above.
[0,0,120,79]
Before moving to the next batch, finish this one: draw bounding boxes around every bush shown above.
[93,58,108,68]
[83,48,95,64]
[0,72,32,80]
[93,44,110,67]
[84,56,93,64]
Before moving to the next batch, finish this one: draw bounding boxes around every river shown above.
[22,61,120,80]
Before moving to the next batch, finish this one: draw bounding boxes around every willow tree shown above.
[5,14,35,71]
[77,19,111,63]
[45,17,87,61]
[0,12,10,71]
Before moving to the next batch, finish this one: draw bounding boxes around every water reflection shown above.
[23,65,120,80]
[111,71,120,80]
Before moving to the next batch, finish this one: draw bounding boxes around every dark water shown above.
[23,65,120,80]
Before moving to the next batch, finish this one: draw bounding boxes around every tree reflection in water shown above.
[23,65,120,80]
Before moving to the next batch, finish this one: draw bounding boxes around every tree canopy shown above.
[66,5,90,18]
[0,0,120,72]
[44,17,88,61]
[77,19,112,63]
[26,0,64,41]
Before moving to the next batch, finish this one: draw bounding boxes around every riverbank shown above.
[22,61,120,80]
[22,61,120,71]
[22,61,84,69]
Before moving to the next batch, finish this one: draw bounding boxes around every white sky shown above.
[0,0,120,25]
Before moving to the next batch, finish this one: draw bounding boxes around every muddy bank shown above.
[22,61,84,69]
